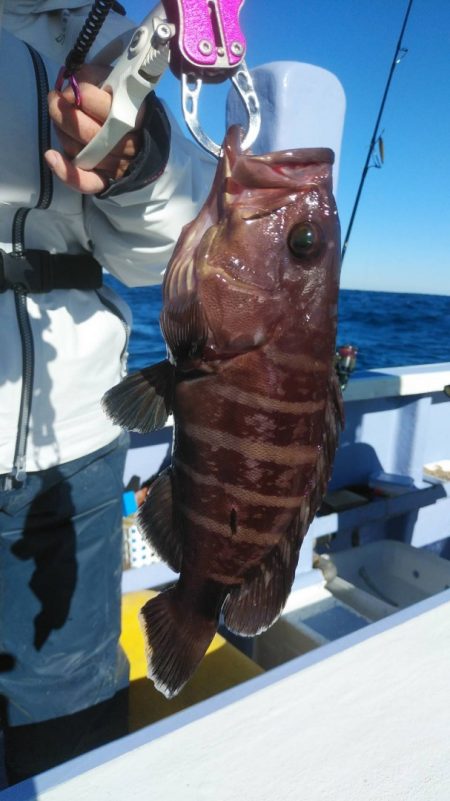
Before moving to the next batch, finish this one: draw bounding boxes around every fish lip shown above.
[248,147,335,166]
[209,264,277,296]
[223,125,245,166]
[199,220,279,294]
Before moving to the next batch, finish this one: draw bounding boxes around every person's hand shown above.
[45,64,143,195]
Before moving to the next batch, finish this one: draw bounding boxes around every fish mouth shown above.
[209,263,274,296]
[248,147,335,167]
[223,128,334,197]
[199,218,279,295]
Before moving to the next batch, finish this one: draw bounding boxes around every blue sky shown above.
[124,0,450,295]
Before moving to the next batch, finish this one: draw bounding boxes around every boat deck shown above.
[7,589,450,800]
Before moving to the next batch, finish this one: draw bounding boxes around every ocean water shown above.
[104,275,450,374]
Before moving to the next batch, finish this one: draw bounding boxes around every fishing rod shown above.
[341,0,414,264]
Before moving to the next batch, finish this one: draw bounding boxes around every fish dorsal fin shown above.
[138,468,183,574]
[223,372,344,637]
[102,360,174,433]
[222,509,308,637]
[308,370,344,512]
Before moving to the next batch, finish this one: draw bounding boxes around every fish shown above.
[103,126,343,698]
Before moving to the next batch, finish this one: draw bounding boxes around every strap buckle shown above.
[0,250,103,293]
[0,250,51,293]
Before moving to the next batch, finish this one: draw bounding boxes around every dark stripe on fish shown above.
[174,458,303,509]
[174,425,317,496]
[179,503,281,547]
[181,422,319,466]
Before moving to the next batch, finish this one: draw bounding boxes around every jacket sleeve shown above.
[96,92,171,199]
[84,105,216,288]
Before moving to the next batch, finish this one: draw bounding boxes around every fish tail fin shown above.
[140,583,223,698]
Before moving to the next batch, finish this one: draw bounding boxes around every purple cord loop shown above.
[55,66,82,108]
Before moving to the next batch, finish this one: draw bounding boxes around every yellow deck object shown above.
[120,590,264,732]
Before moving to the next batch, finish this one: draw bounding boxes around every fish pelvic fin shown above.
[138,468,183,573]
[102,360,174,433]
[140,583,223,698]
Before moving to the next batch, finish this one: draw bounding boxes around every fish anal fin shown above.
[222,509,309,637]
[138,469,182,573]
[140,582,224,698]
[102,360,174,433]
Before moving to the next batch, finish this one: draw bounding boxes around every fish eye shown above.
[288,222,323,260]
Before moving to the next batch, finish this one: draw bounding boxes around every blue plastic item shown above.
[122,490,138,516]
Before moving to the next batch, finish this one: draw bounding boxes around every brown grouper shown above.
[103,126,343,698]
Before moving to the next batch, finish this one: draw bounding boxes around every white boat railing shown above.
[122,362,450,592]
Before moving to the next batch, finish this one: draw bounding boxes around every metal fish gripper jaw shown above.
[166,0,261,156]
[72,0,260,170]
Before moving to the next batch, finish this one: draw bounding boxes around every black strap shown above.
[0,250,103,293]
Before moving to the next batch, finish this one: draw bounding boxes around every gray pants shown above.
[0,434,130,779]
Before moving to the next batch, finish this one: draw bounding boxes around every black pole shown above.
[341,0,414,264]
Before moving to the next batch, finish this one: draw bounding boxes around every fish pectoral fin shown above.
[138,468,183,573]
[102,360,175,433]
[223,510,309,637]
[161,297,209,362]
